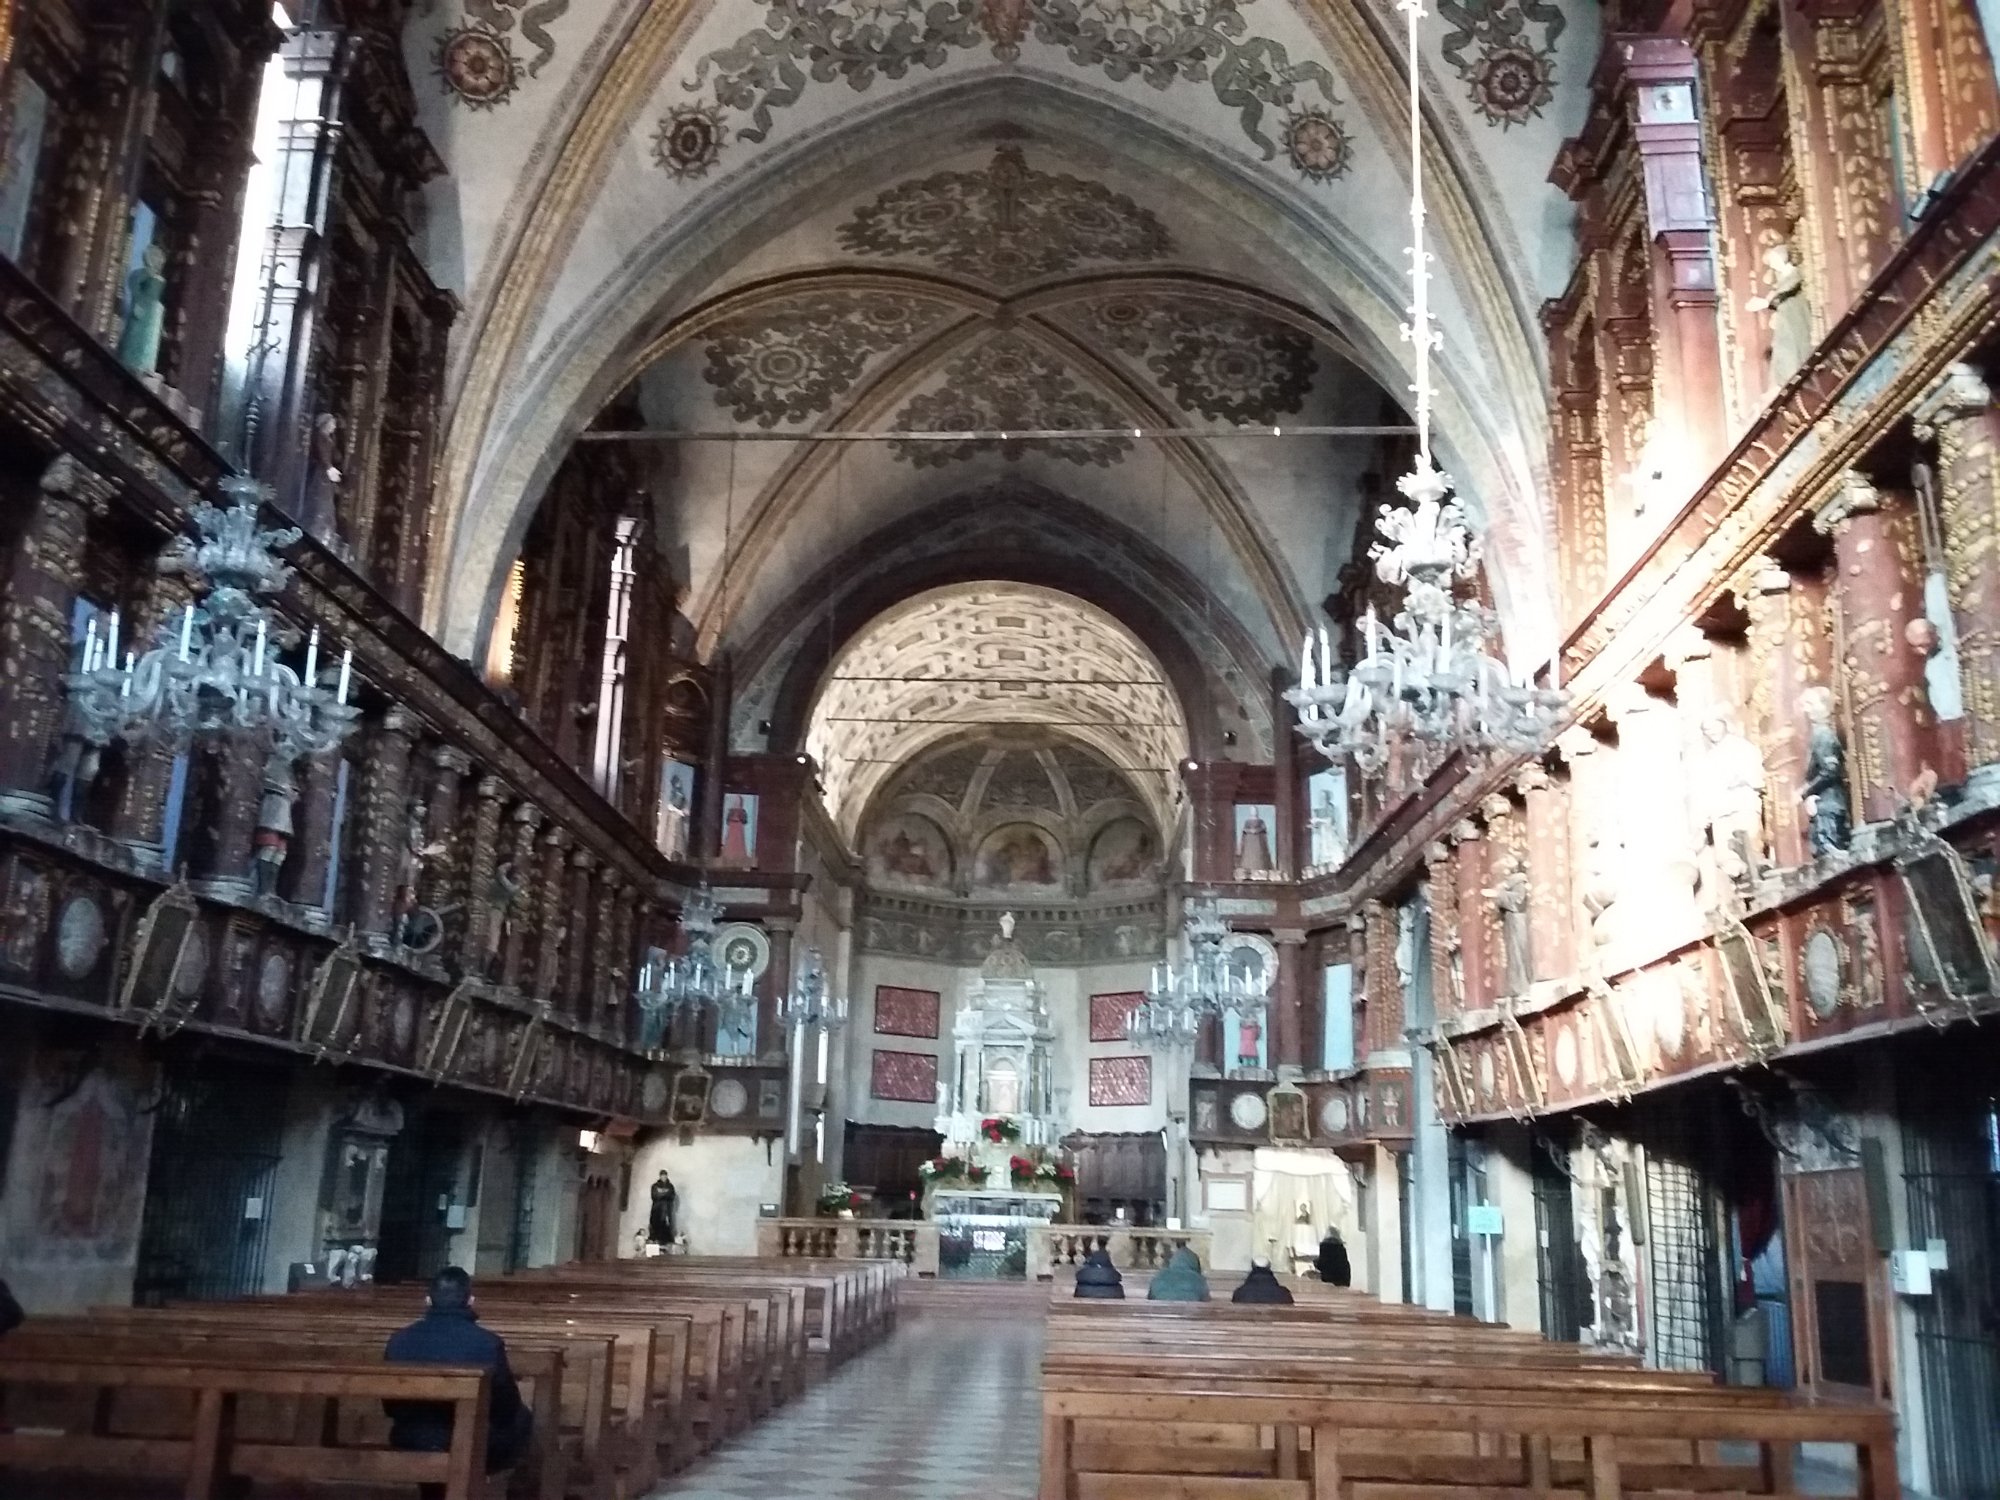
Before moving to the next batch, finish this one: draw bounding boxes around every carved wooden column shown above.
[1451,820,1487,1015]
[1361,900,1402,1059]
[1424,839,1460,1025]
[1815,473,1938,819]
[592,870,627,1030]
[187,731,264,893]
[1518,760,1575,982]
[1781,1,1898,310]
[0,0,16,163]
[1897,0,2000,183]
[0,457,110,818]
[109,568,195,858]
[1272,928,1306,1068]
[1480,792,1525,999]
[461,776,506,974]
[1742,558,1830,868]
[1553,385,1609,624]
[564,848,597,1018]
[698,654,731,860]
[419,746,472,916]
[1915,364,2000,773]
[533,824,573,1001]
[500,801,543,986]
[352,706,419,935]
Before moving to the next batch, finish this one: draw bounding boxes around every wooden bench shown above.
[0,1353,493,1499]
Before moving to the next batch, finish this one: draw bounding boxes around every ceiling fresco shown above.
[835,147,1174,283]
[803,581,1191,836]
[888,332,1133,468]
[701,291,957,426]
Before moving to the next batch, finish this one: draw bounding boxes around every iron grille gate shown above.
[1533,1144,1586,1342]
[133,1063,288,1304]
[1644,1146,1726,1374]
[1447,1133,1475,1318]
[1901,1070,2000,1500]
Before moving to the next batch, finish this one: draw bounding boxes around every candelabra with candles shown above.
[1286,0,1565,778]
[634,885,756,1054]
[54,476,362,813]
[777,947,848,1032]
[1128,894,1267,1053]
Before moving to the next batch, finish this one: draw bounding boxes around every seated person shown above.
[1231,1257,1294,1305]
[1073,1248,1126,1299]
[1147,1246,1211,1302]
[383,1266,532,1491]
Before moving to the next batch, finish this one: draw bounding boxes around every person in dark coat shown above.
[1147,1246,1211,1302]
[0,1277,23,1335]
[1231,1258,1294,1305]
[383,1266,532,1491]
[1073,1248,1126,1299]
[1315,1230,1352,1287]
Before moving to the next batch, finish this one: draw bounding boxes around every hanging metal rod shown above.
[575,423,1420,444]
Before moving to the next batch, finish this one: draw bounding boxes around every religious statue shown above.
[1235,810,1274,877]
[1799,687,1853,856]
[250,753,299,897]
[1309,790,1343,868]
[1698,714,1767,897]
[394,802,447,950]
[647,1170,678,1246]
[999,910,1016,942]
[1483,847,1532,996]
[117,243,169,377]
[1581,827,1622,952]
[1236,1013,1263,1070]
[483,859,524,975]
[303,413,345,543]
[1744,243,1812,393]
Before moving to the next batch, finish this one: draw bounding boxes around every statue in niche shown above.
[303,413,346,543]
[1744,243,1812,392]
[117,243,169,377]
[482,859,524,975]
[1799,687,1853,856]
[647,1170,678,1245]
[1698,714,1767,897]
[1581,827,1623,952]
[1483,847,1533,996]
[250,754,298,897]
[394,802,448,952]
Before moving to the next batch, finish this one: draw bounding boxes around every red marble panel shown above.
[1088,1055,1152,1107]
[1089,991,1143,1043]
[874,985,940,1039]
[870,1048,938,1103]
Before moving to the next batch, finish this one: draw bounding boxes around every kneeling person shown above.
[384,1266,532,1491]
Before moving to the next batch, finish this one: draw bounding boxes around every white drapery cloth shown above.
[1250,1148,1357,1270]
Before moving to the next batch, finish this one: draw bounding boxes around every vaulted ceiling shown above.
[401,0,1599,705]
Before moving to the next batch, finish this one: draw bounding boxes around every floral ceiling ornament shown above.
[1436,0,1563,127]
[889,333,1132,467]
[839,148,1171,284]
[654,103,730,179]
[434,0,569,107]
[1283,105,1354,182]
[1084,295,1317,423]
[702,292,953,425]
[684,0,1350,177]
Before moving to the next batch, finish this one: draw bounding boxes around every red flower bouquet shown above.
[980,1116,1021,1144]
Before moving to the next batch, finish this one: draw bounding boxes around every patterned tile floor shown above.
[647,1308,1044,1500]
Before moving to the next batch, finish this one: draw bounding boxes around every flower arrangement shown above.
[1035,1161,1076,1187]
[980,1116,1021,1144]
[918,1156,987,1186]
[816,1181,864,1216]
[1008,1153,1037,1185]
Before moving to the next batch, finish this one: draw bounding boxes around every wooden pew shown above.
[0,1353,493,1500]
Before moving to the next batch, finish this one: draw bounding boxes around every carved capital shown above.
[1514,761,1554,796]
[570,846,596,872]
[1478,792,1514,825]
[430,745,474,777]
[509,801,545,831]
[1554,726,1600,763]
[1812,471,1882,534]
[1450,818,1482,843]
[39,454,116,512]
[1911,361,1993,439]
[475,776,508,803]
[378,704,422,741]
[1423,840,1452,868]
[540,823,573,852]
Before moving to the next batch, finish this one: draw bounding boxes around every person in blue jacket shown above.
[383,1266,532,1493]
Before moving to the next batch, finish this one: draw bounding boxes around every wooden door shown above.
[1783,1166,1892,1401]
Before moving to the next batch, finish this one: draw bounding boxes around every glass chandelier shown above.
[1129,894,1266,1050]
[61,476,361,764]
[635,884,756,1047]
[777,946,848,1032]
[1286,0,1565,778]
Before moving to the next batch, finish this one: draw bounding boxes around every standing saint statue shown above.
[1744,243,1812,392]
[1483,847,1533,996]
[647,1170,678,1246]
[1799,687,1853,856]
[1698,714,1767,896]
[117,243,169,377]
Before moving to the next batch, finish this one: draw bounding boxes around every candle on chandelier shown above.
[304,624,319,687]
[179,604,193,661]
[82,616,98,674]
[121,651,134,698]
[105,609,118,666]
[336,646,352,704]
[252,618,266,676]
[1318,626,1332,686]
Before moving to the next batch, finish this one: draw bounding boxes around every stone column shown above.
[1451,820,1487,1014]
[1424,839,1460,1024]
[0,457,110,817]
[1915,364,2000,774]
[1272,929,1306,1069]
[500,802,544,986]
[352,707,419,937]
[1518,760,1575,983]
[533,824,573,1001]
[1815,473,1938,820]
